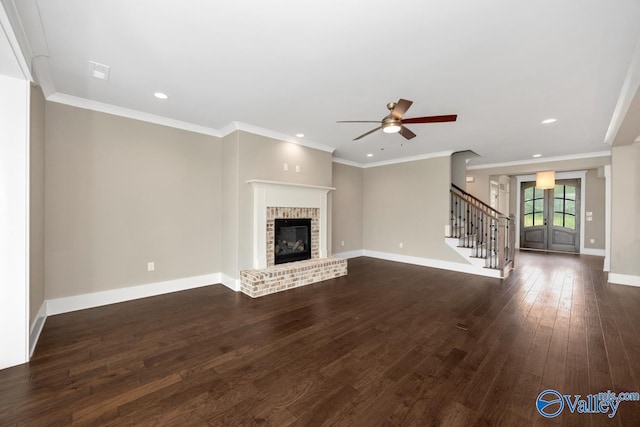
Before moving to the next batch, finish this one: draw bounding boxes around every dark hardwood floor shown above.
[2,252,640,426]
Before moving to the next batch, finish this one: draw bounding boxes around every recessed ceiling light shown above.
[532,154,542,158]
[541,118,557,124]
[154,92,168,99]
[296,133,304,138]
[367,153,373,157]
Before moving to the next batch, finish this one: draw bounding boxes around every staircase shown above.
[446,184,515,279]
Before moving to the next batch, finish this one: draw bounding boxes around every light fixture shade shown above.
[536,171,555,189]
[382,124,401,134]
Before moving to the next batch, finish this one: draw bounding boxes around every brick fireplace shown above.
[267,207,318,267]
[242,180,347,297]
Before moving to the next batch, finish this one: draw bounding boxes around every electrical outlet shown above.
[399,242,403,249]
[590,239,595,244]
[147,262,155,272]
[283,163,288,171]
[341,240,345,247]
[296,165,300,173]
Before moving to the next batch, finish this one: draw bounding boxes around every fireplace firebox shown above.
[274,218,312,265]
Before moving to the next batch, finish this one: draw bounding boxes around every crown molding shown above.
[333,151,454,169]
[47,92,222,136]
[0,1,33,80]
[605,36,640,146]
[222,122,335,153]
[45,93,337,153]
[466,150,611,170]
[332,157,364,168]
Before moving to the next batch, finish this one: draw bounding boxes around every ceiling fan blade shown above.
[399,126,416,140]
[402,114,457,124]
[391,99,413,119]
[353,126,382,141]
[337,120,382,123]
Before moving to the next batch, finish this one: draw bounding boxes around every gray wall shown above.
[29,85,46,324]
[45,103,222,299]
[331,162,363,254]
[362,156,466,263]
[235,131,333,274]
[611,142,640,276]
[584,169,606,250]
[221,131,239,280]
[450,151,469,189]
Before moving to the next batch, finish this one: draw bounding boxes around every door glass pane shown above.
[554,184,564,196]
[534,199,544,212]
[565,186,576,200]
[534,188,544,199]
[553,212,564,227]
[565,214,575,229]
[524,200,533,214]
[534,212,544,225]
[565,200,575,215]
[553,198,563,212]
[524,213,533,227]
[524,187,533,201]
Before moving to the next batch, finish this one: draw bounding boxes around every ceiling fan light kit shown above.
[382,118,402,134]
[338,98,457,141]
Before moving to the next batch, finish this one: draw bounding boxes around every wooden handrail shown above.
[450,190,500,222]
[449,184,515,276]
[450,183,507,218]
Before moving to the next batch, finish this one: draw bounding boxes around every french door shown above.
[520,179,580,253]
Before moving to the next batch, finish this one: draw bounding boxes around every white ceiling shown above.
[7,0,640,166]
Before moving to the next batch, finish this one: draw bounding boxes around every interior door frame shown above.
[515,170,587,252]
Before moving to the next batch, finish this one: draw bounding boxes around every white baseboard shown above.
[46,273,221,316]
[361,250,503,279]
[332,250,364,259]
[221,273,241,292]
[581,248,606,257]
[608,272,640,288]
[29,301,47,357]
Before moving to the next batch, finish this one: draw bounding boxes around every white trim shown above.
[46,273,221,316]
[604,37,640,146]
[221,273,240,292]
[0,3,33,80]
[331,151,455,169]
[45,94,337,154]
[467,151,611,170]
[515,171,588,254]
[332,157,363,168]
[47,93,222,136]
[0,76,30,370]
[226,122,335,153]
[361,151,454,169]
[248,180,333,269]
[246,179,335,191]
[604,165,612,271]
[361,250,503,279]
[332,250,364,259]
[581,248,606,257]
[608,273,640,288]
[29,300,47,357]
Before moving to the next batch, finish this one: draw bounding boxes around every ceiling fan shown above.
[337,99,457,141]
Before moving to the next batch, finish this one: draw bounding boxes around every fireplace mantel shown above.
[248,180,335,269]
[246,179,335,192]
